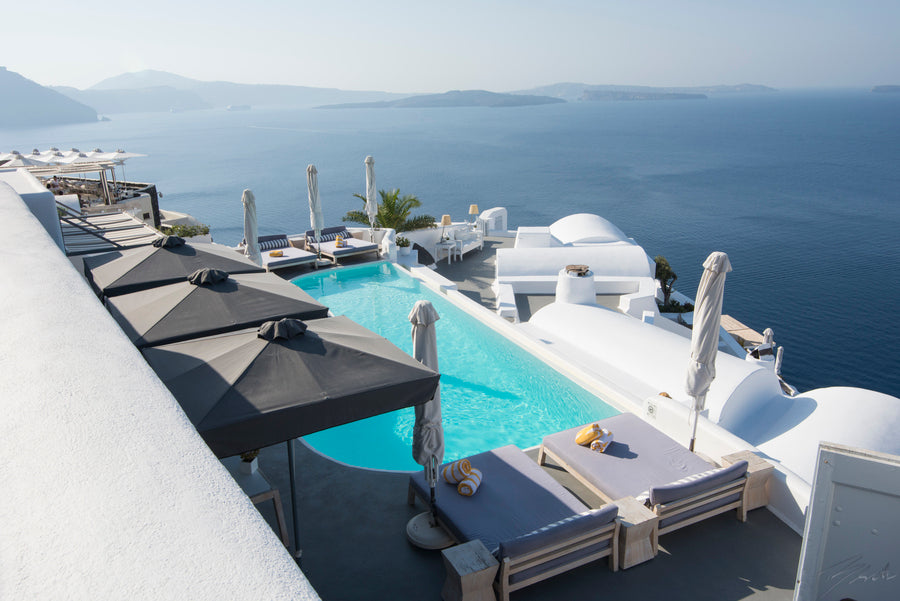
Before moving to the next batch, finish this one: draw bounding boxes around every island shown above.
[318,89,566,109]
[582,91,706,101]
[872,85,900,93]
[0,67,97,127]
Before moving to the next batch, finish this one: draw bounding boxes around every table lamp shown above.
[440,214,452,239]
[468,204,479,227]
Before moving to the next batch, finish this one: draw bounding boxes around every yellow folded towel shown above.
[590,429,614,453]
[575,423,601,446]
[442,459,472,484]
[268,250,284,257]
[458,468,483,496]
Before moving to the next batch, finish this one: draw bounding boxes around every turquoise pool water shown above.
[293,262,618,471]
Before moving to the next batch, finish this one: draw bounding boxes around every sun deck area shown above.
[260,236,802,600]
[252,438,800,600]
[3,182,802,601]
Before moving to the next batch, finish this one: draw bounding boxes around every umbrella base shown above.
[406,512,454,550]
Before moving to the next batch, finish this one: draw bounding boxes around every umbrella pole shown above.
[688,394,704,452]
[287,438,302,560]
[429,455,438,526]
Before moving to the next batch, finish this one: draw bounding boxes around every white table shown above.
[221,457,290,548]
[435,240,458,265]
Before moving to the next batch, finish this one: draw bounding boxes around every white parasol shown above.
[685,251,732,451]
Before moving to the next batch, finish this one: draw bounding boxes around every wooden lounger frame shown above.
[539,443,754,554]
[407,482,619,601]
[495,519,619,601]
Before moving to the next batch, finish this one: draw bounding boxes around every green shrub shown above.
[160,223,210,238]
[395,236,410,247]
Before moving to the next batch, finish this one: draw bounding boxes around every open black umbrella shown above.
[106,269,329,348]
[83,236,265,297]
[142,317,440,555]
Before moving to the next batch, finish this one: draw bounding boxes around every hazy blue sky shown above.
[3,0,898,91]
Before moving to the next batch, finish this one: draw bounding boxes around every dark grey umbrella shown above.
[83,237,265,297]
[106,269,328,348]
[142,315,440,456]
[142,316,440,557]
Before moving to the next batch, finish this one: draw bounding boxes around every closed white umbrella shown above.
[365,156,377,233]
[407,299,452,549]
[685,251,732,451]
[411,300,444,479]
[307,165,323,260]
[242,189,261,265]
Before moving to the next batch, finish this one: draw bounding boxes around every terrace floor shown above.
[262,236,802,600]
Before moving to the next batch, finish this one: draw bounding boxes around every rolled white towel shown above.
[590,429,614,453]
[442,459,472,484]
[457,468,483,497]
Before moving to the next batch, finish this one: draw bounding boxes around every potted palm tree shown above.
[344,189,436,232]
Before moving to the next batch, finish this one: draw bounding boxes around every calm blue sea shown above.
[3,90,899,396]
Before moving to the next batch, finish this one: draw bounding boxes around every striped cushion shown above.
[258,235,289,251]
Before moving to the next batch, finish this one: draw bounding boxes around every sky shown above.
[2,0,898,92]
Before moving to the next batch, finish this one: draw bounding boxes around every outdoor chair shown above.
[538,412,752,554]
[408,445,619,600]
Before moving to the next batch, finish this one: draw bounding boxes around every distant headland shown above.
[0,67,97,128]
[872,85,900,93]
[318,90,565,109]
[0,67,783,124]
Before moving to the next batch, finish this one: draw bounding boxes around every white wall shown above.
[0,168,64,250]
[0,183,319,601]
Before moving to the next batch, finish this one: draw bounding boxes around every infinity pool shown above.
[292,262,618,471]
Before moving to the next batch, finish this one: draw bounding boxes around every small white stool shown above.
[441,540,499,601]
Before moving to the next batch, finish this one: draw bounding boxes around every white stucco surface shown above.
[0,168,64,249]
[731,387,900,483]
[548,213,630,244]
[528,302,784,426]
[0,183,319,600]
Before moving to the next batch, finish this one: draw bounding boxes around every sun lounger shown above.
[256,234,317,271]
[305,227,379,263]
[408,445,619,600]
[538,413,751,547]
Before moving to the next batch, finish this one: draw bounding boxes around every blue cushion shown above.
[498,504,618,559]
[541,413,715,500]
[409,445,589,553]
[649,460,748,505]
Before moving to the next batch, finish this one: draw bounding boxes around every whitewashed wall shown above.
[0,183,319,601]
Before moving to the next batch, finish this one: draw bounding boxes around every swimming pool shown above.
[292,262,618,471]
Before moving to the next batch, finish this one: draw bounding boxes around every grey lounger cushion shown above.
[650,459,748,529]
[305,227,378,258]
[498,505,618,585]
[409,445,589,553]
[541,412,715,500]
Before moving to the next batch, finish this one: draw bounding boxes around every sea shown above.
[2,89,898,397]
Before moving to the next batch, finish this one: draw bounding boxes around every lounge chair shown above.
[538,413,751,550]
[408,445,619,601]
[255,234,317,272]
[305,227,379,263]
